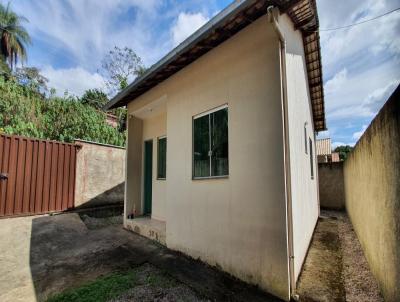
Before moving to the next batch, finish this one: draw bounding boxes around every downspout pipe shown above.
[267,6,297,301]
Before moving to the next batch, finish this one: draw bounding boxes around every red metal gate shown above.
[0,134,78,217]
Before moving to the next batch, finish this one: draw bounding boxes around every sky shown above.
[10,0,400,147]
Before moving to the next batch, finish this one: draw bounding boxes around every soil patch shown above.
[296,217,345,302]
[333,212,383,302]
[296,211,383,302]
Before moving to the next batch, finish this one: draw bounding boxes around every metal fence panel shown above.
[0,134,78,217]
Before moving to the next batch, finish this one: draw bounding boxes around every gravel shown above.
[335,212,383,302]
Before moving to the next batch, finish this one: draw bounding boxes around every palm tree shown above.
[0,2,31,70]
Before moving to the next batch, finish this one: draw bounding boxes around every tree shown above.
[0,54,10,77]
[0,3,31,69]
[334,145,353,161]
[14,66,48,93]
[100,46,146,95]
[0,77,126,146]
[80,89,109,110]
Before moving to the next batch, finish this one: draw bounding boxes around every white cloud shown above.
[318,0,400,74]
[325,69,348,95]
[327,78,399,121]
[12,1,220,96]
[317,130,330,139]
[332,141,347,149]
[10,0,400,145]
[13,0,166,68]
[362,80,399,114]
[172,12,209,46]
[352,124,368,140]
[42,66,105,96]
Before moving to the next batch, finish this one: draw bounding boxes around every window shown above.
[193,105,228,178]
[157,137,167,179]
[304,122,308,154]
[309,138,314,179]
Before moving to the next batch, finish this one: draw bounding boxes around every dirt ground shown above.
[296,210,383,302]
[109,263,208,302]
[0,211,279,302]
[0,209,383,302]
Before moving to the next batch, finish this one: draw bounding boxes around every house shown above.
[316,138,332,162]
[104,0,325,300]
[316,138,340,163]
[105,113,119,128]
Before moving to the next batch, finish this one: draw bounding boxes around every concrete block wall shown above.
[74,140,125,208]
[343,86,399,301]
[318,162,345,210]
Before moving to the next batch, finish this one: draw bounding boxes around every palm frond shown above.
[0,2,31,69]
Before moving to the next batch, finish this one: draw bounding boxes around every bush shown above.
[0,77,125,146]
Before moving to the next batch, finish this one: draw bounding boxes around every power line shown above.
[319,7,400,32]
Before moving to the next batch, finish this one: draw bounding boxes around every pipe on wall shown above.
[267,6,297,300]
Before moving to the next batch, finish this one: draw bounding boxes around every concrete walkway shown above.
[0,213,280,302]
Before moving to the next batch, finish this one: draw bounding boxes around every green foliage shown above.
[113,107,127,132]
[0,2,31,69]
[100,46,146,94]
[46,270,137,302]
[14,66,48,93]
[80,88,108,110]
[334,145,353,161]
[0,54,10,77]
[80,88,127,132]
[0,77,125,146]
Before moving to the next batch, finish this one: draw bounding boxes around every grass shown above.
[45,265,180,302]
[145,271,178,288]
[46,270,137,302]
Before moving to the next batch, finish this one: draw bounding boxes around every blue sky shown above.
[10,0,400,147]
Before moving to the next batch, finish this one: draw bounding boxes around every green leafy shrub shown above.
[0,77,125,146]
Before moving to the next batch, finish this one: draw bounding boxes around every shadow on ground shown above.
[29,212,281,302]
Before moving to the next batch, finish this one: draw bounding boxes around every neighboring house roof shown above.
[105,113,119,128]
[104,0,326,131]
[316,138,332,156]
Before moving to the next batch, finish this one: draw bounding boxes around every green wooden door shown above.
[144,140,153,215]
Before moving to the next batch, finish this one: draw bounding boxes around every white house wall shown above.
[127,16,291,300]
[279,14,319,282]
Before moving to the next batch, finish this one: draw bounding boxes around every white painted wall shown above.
[279,14,319,281]
[127,16,291,300]
[125,13,321,300]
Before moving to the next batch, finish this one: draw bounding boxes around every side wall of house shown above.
[279,14,319,282]
[125,116,143,218]
[142,113,167,221]
[128,16,291,300]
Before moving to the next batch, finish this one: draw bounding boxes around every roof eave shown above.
[103,0,256,111]
[103,0,326,131]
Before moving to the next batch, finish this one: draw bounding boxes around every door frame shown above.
[143,139,153,216]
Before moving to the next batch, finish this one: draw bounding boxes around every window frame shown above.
[192,104,229,180]
[157,135,167,180]
[309,137,314,180]
[304,122,308,154]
